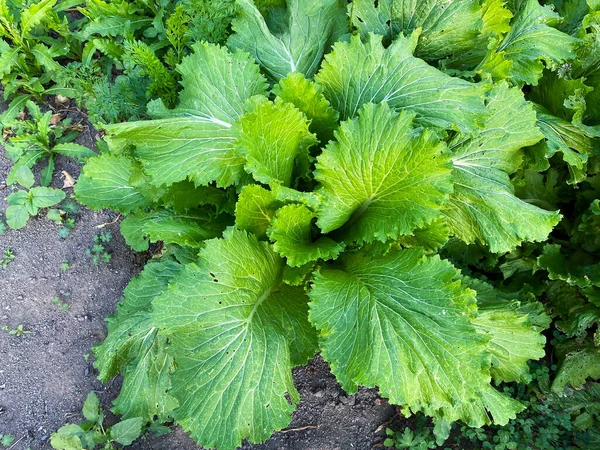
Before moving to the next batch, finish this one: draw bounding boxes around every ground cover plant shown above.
[1,0,600,449]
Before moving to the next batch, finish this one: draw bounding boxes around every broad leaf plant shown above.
[71,0,600,449]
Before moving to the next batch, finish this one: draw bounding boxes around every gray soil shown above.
[0,102,396,450]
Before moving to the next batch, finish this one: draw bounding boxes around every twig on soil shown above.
[7,434,26,450]
[374,411,400,434]
[280,425,319,433]
[96,214,121,228]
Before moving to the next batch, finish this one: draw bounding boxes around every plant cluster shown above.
[1,0,600,449]
[51,392,145,450]
[67,0,600,449]
[386,362,600,450]
[86,231,112,264]
[0,248,14,269]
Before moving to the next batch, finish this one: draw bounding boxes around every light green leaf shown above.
[480,0,579,85]
[82,392,100,423]
[268,204,344,267]
[112,337,178,422]
[50,433,83,450]
[151,229,318,449]
[272,72,339,143]
[228,0,349,82]
[107,43,267,188]
[105,118,242,189]
[110,417,144,446]
[553,343,600,392]
[309,249,522,426]
[19,0,57,38]
[31,43,61,72]
[533,107,592,185]
[6,204,30,229]
[30,187,65,209]
[120,209,231,252]
[149,42,268,125]
[0,47,20,77]
[235,96,317,186]
[119,259,184,315]
[235,184,283,238]
[12,165,34,189]
[351,0,483,61]
[314,103,453,244]
[465,277,547,384]
[75,154,151,214]
[442,82,560,253]
[315,33,487,132]
[396,218,450,253]
[52,143,96,159]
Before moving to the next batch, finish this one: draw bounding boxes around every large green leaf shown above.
[228,0,348,82]
[466,277,547,384]
[314,32,487,132]
[94,259,182,421]
[151,229,318,449]
[480,0,579,85]
[120,209,231,252]
[75,154,150,214]
[104,43,268,188]
[234,96,317,186]
[314,102,453,244]
[351,0,483,61]
[533,106,592,184]
[309,249,523,426]
[442,82,560,253]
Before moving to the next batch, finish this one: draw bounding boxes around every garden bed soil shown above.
[0,103,395,450]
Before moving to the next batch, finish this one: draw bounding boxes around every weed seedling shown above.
[52,296,69,312]
[0,249,15,269]
[60,260,70,271]
[86,232,112,264]
[50,392,143,449]
[3,324,31,337]
[0,220,5,235]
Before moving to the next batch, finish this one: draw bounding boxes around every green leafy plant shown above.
[85,231,112,264]
[2,100,94,187]
[52,295,70,312]
[384,414,438,449]
[2,324,31,337]
[5,165,65,229]
[0,0,86,101]
[70,1,600,448]
[51,392,143,450]
[0,248,14,269]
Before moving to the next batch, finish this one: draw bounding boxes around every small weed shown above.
[0,221,6,235]
[0,249,15,269]
[83,353,90,361]
[60,260,71,271]
[50,392,143,449]
[86,232,112,265]
[61,200,80,215]
[2,324,31,337]
[52,296,70,312]
[0,433,15,447]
